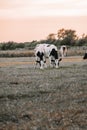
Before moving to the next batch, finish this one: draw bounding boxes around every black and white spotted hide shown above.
[35,51,46,69]
[35,43,62,69]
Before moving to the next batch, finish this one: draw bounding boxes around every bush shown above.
[0,42,26,50]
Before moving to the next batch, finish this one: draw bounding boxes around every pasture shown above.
[0,56,87,130]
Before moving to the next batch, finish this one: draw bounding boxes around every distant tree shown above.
[47,33,56,40]
[57,28,66,40]
[76,34,87,46]
[57,28,78,46]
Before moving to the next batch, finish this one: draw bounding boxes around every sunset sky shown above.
[0,0,87,42]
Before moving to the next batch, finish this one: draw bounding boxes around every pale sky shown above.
[0,0,87,42]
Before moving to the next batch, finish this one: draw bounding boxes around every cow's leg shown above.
[60,50,64,58]
[55,59,58,68]
[44,61,47,68]
[58,58,62,67]
[49,56,56,68]
[43,56,47,68]
[35,56,40,68]
[49,56,53,67]
[40,60,44,69]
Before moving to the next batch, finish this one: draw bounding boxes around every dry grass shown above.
[0,56,87,130]
[0,50,34,57]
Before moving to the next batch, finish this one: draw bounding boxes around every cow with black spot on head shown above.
[34,44,62,69]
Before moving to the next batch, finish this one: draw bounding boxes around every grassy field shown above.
[0,56,87,130]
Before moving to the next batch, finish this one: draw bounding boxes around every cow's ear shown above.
[59,58,62,61]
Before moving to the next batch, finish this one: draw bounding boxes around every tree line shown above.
[0,28,87,50]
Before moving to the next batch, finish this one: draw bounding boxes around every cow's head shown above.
[50,48,58,59]
[50,48,62,68]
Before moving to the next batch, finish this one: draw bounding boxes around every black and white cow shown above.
[60,45,67,58]
[34,44,62,69]
[83,53,87,59]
